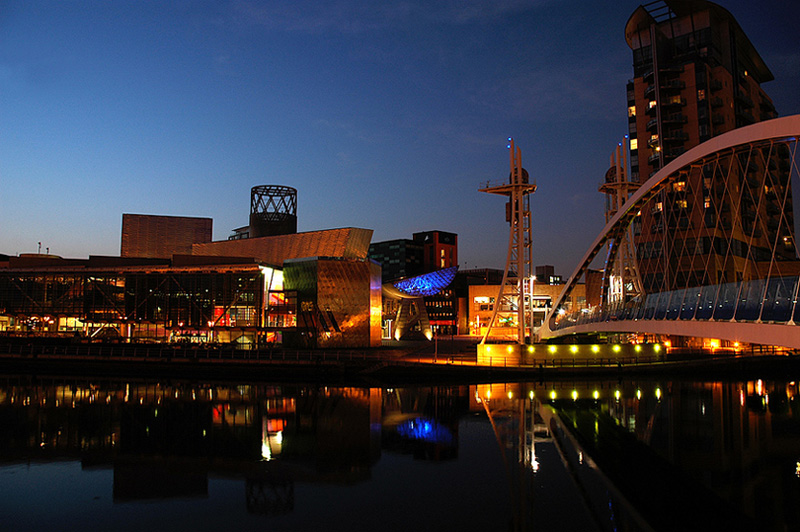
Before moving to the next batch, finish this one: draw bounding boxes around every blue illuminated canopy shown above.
[391,266,457,297]
[396,417,455,445]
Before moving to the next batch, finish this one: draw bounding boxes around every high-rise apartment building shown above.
[624,0,795,292]
[626,0,776,182]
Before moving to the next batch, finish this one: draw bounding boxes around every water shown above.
[0,376,798,531]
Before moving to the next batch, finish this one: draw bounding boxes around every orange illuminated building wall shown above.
[121,214,212,259]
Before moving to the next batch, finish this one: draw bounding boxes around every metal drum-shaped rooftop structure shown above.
[249,185,297,238]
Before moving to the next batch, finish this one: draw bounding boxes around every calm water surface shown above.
[0,375,798,531]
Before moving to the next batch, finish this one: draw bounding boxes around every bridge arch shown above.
[540,115,800,349]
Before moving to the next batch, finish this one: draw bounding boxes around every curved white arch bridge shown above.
[540,115,800,350]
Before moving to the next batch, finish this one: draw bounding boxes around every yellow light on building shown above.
[591,345,600,353]
[612,345,621,353]
[548,345,557,354]
[572,390,578,401]
[570,345,578,354]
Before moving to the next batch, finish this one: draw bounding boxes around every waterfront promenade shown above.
[1,336,799,383]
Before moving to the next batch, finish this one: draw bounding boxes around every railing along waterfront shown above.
[1,341,796,371]
[0,342,393,365]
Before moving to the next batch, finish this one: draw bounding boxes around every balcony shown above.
[662,130,688,144]
[662,113,687,125]
[710,79,723,92]
[663,147,686,161]
[735,90,754,109]
[659,65,684,75]
[663,97,687,108]
[736,109,755,125]
[661,79,685,92]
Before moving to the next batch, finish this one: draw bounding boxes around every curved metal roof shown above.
[384,266,458,298]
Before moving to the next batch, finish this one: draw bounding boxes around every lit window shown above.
[697,89,706,100]
[676,199,688,208]
[648,101,657,109]
[628,106,636,117]
[630,138,638,150]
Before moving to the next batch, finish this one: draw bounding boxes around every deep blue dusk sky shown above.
[2,1,799,275]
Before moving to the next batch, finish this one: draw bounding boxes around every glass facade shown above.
[0,265,306,346]
[283,258,382,349]
[0,267,262,343]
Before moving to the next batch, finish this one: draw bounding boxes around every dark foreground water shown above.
[0,375,798,531]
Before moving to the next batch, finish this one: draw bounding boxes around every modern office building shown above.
[414,231,458,272]
[369,231,459,336]
[0,187,382,349]
[466,269,592,339]
[624,0,796,293]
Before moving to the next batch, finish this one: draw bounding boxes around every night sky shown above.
[2,1,799,275]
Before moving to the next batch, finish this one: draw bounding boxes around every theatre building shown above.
[0,186,382,349]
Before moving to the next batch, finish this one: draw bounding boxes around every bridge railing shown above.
[554,275,800,330]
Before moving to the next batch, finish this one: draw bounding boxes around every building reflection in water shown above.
[1,377,799,530]
[0,380,464,514]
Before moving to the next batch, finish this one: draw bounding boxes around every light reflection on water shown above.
[0,377,798,531]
